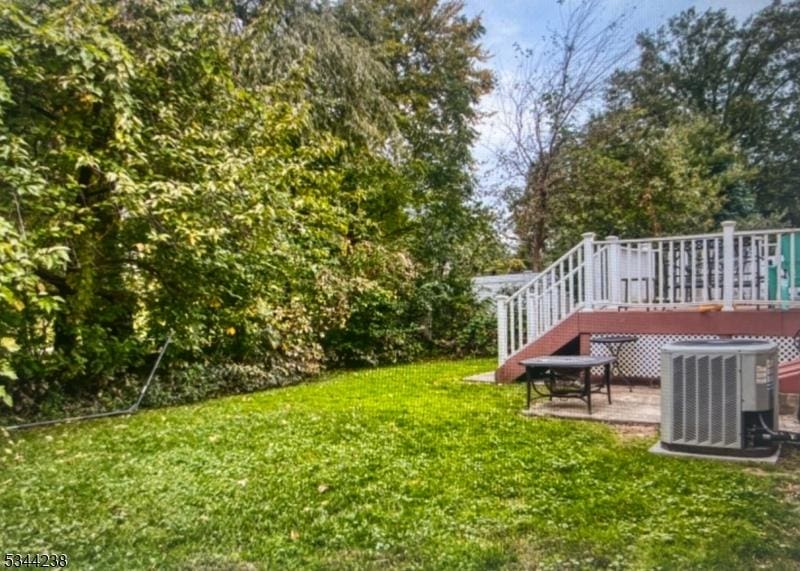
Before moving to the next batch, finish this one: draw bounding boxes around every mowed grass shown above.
[2,358,799,570]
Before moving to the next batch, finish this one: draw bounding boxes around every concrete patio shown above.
[521,385,800,432]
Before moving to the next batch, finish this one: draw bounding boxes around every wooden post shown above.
[526,289,534,343]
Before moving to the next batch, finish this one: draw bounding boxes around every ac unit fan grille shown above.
[670,354,741,449]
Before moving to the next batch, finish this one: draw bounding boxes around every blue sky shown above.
[462,0,772,194]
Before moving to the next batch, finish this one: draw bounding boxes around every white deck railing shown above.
[497,221,800,365]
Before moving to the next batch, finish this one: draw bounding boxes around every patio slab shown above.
[522,385,800,432]
[522,385,662,424]
[463,371,495,383]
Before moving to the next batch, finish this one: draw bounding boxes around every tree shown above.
[547,109,747,252]
[323,0,500,360]
[230,0,396,147]
[496,0,629,269]
[0,0,501,416]
[608,3,800,224]
[0,0,352,408]
[222,0,501,362]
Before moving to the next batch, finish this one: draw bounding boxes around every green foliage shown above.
[516,2,799,260]
[324,242,425,366]
[453,303,495,355]
[323,0,498,362]
[2,359,799,568]
[233,0,396,146]
[608,3,800,225]
[548,110,747,251]
[0,0,345,410]
[0,0,499,417]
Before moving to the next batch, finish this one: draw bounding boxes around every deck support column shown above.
[579,333,591,356]
[722,221,736,311]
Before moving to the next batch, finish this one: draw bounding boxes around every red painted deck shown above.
[495,308,800,393]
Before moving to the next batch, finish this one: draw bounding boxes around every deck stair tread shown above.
[779,360,800,372]
[779,359,800,394]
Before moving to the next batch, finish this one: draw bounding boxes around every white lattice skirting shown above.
[590,334,800,379]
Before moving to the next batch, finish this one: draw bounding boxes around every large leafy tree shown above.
[219,0,500,363]
[510,2,798,265]
[337,0,496,350]
[240,0,499,362]
[231,0,396,146]
[608,3,800,224]
[547,109,747,253]
[0,0,500,415]
[0,0,354,409]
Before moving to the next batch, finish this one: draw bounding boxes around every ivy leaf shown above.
[0,363,17,381]
[1,337,20,353]
[0,385,11,407]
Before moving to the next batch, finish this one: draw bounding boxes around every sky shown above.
[461,0,773,198]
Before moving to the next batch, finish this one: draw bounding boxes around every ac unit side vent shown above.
[685,356,696,442]
[710,356,724,445]
[697,356,709,444]
[672,356,683,441]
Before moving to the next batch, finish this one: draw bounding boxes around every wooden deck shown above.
[495,307,800,387]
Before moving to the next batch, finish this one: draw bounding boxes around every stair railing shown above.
[496,234,601,364]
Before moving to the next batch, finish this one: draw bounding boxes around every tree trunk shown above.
[521,163,549,271]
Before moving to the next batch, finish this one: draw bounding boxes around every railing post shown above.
[722,220,736,311]
[606,235,620,307]
[583,232,596,311]
[641,244,651,303]
[496,294,509,365]
[525,289,534,342]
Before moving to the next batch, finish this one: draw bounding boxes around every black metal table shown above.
[520,355,615,414]
[591,335,639,390]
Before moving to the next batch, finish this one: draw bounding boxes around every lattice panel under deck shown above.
[589,334,799,380]
[731,335,800,363]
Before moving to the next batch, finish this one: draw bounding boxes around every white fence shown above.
[497,222,800,364]
[472,272,537,303]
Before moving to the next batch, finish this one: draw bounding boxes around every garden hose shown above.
[3,334,172,431]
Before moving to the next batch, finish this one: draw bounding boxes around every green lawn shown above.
[2,359,799,570]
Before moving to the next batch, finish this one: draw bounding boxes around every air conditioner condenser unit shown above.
[660,339,779,457]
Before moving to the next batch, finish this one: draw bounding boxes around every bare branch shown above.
[491,0,634,268]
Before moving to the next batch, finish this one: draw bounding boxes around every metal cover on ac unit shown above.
[665,339,776,351]
[660,339,778,451]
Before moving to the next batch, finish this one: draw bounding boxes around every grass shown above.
[2,358,799,570]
